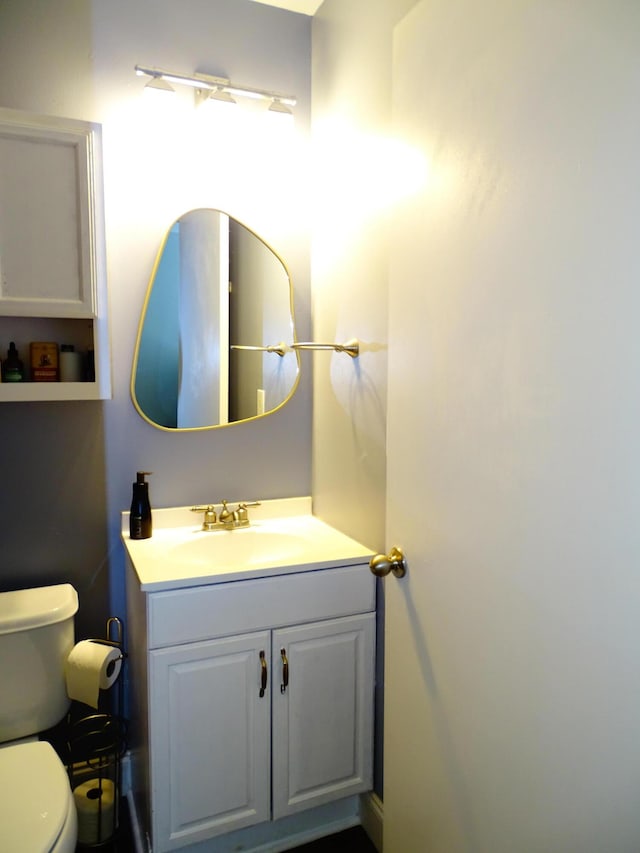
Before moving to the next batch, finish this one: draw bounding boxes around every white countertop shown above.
[122,497,374,592]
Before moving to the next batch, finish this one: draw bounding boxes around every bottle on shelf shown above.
[2,342,24,382]
[30,342,58,382]
[85,348,95,382]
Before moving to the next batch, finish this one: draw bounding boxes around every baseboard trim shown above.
[127,788,149,853]
[360,792,383,852]
[121,750,131,796]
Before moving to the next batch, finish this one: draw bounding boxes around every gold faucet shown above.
[191,501,261,531]
[218,500,233,525]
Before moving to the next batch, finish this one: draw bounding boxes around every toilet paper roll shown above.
[74,777,115,845]
[65,640,122,708]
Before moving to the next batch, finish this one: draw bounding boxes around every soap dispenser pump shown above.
[130,471,152,540]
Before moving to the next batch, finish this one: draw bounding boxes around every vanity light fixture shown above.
[268,98,293,115]
[209,87,237,105]
[135,64,228,91]
[144,75,175,93]
[134,64,297,110]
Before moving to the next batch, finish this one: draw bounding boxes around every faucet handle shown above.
[234,504,249,524]
[234,501,261,524]
[191,504,217,530]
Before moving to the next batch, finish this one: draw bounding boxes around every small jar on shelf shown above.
[59,344,83,382]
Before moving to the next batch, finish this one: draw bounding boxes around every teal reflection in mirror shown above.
[131,209,299,431]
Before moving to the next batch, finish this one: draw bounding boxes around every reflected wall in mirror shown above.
[132,209,299,430]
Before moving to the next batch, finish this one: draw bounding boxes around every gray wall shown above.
[310,0,418,800]
[310,0,417,548]
[0,0,312,638]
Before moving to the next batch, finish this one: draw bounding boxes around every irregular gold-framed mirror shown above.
[131,209,300,431]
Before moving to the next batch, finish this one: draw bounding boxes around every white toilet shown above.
[0,584,79,853]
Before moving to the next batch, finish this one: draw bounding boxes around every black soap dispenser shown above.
[130,471,152,540]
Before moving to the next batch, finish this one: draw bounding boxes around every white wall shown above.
[0,0,312,632]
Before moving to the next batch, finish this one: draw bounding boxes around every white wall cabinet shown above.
[0,107,110,399]
[126,562,375,853]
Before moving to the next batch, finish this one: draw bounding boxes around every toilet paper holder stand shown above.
[87,616,127,681]
[90,615,126,654]
[67,616,127,848]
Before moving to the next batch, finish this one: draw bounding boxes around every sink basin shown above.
[167,528,309,567]
[122,498,374,591]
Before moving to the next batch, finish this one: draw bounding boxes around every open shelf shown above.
[0,316,110,401]
[0,382,103,402]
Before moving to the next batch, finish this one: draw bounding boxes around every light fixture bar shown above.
[135,65,228,90]
[135,64,296,107]
[222,84,296,107]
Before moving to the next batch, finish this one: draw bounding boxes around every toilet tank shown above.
[0,584,78,743]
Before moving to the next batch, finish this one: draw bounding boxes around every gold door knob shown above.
[369,546,407,578]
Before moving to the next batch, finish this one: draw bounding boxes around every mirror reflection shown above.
[132,209,299,430]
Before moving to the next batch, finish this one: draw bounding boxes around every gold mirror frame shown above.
[131,210,300,431]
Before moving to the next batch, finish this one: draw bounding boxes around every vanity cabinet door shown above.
[149,632,271,852]
[271,613,375,819]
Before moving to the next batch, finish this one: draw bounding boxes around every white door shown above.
[384,2,640,852]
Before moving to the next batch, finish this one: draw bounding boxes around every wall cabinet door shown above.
[0,107,104,318]
[272,613,375,819]
[149,632,271,852]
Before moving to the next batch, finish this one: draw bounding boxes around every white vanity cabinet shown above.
[0,106,110,400]
[126,558,375,853]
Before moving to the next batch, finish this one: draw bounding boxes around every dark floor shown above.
[288,825,377,852]
[82,803,376,852]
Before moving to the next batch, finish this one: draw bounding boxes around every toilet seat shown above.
[0,740,77,853]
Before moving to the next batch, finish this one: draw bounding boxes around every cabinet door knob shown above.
[369,546,407,578]
[280,648,289,694]
[259,650,267,697]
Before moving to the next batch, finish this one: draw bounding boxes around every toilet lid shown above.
[0,740,70,852]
